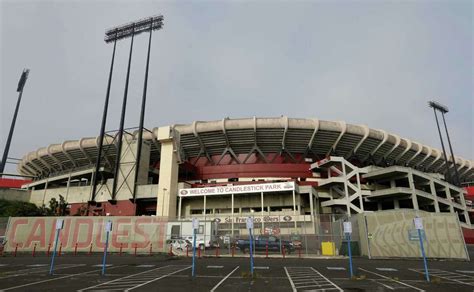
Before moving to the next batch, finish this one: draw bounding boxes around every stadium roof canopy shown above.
[17,117,474,182]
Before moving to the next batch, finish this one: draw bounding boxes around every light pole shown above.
[89,30,118,206]
[0,69,30,176]
[428,101,460,186]
[107,15,164,204]
[88,15,163,207]
[132,16,162,208]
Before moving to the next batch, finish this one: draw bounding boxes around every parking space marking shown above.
[327,267,345,270]
[125,265,191,291]
[0,264,86,280]
[26,264,48,267]
[92,264,113,267]
[376,268,398,272]
[284,267,343,292]
[456,270,474,274]
[78,265,190,292]
[359,268,425,292]
[136,265,155,268]
[1,265,126,291]
[207,265,224,269]
[409,268,474,287]
[369,279,395,290]
[254,266,269,270]
[210,266,240,292]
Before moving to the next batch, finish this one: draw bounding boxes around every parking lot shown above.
[0,247,473,292]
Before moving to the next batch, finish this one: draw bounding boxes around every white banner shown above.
[178,181,295,197]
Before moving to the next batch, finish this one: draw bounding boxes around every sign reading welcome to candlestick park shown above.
[178,182,295,197]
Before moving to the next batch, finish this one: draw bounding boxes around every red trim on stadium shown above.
[0,178,31,189]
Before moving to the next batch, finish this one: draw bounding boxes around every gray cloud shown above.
[1,0,472,174]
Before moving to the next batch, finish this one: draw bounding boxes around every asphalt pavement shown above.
[0,246,473,291]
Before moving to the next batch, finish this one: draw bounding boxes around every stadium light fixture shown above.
[0,69,30,177]
[104,15,163,43]
[428,100,460,186]
[428,101,449,114]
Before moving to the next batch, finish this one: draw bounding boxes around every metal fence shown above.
[167,214,357,257]
[2,214,359,257]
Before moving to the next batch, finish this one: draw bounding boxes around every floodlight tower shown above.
[89,15,164,206]
[428,101,460,186]
[0,69,30,177]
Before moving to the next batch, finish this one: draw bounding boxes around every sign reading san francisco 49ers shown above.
[178,182,295,197]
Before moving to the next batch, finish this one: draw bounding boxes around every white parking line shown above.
[456,270,474,274]
[359,268,425,292]
[284,267,343,292]
[78,265,190,292]
[92,264,112,267]
[409,268,474,287]
[125,266,191,291]
[0,264,85,280]
[254,266,269,270]
[207,266,224,269]
[136,265,155,268]
[210,266,240,292]
[376,268,398,272]
[1,265,125,291]
[369,279,395,290]
[327,267,345,270]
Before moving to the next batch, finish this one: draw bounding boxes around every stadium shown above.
[6,116,472,236]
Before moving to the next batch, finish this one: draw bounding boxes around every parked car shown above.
[166,239,190,250]
[183,236,219,249]
[290,234,303,249]
[235,235,294,253]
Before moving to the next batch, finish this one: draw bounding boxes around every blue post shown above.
[418,229,430,282]
[249,228,254,276]
[49,228,60,275]
[101,230,110,276]
[192,228,197,277]
[347,233,353,278]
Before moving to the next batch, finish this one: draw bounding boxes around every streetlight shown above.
[0,69,30,176]
[428,101,460,185]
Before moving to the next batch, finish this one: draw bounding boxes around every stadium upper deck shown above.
[17,117,474,183]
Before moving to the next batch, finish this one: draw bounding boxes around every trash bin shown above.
[321,241,336,256]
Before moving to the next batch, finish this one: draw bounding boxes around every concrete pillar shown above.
[292,190,297,228]
[377,202,383,211]
[116,135,151,201]
[65,171,72,203]
[231,194,234,236]
[444,186,455,213]
[156,126,179,218]
[178,196,182,218]
[394,199,400,209]
[356,172,364,212]
[407,173,419,210]
[390,179,396,188]
[261,192,264,230]
[309,190,315,232]
[429,181,440,213]
[342,162,351,216]
[42,179,49,206]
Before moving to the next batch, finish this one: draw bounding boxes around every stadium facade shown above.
[13,117,474,232]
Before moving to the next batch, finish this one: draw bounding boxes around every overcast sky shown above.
[1,0,472,174]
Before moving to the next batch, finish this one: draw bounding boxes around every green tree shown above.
[0,199,44,217]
